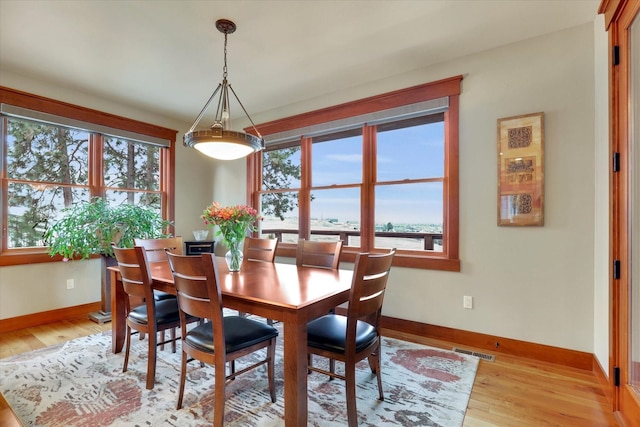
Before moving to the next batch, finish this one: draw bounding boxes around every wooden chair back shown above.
[112,245,155,305]
[243,237,278,262]
[296,239,343,269]
[166,252,225,344]
[134,237,183,262]
[347,249,396,331]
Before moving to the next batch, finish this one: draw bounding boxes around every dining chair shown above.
[243,236,278,263]
[166,252,279,426]
[296,239,343,270]
[295,238,344,373]
[134,236,183,262]
[134,236,183,301]
[134,237,183,350]
[112,244,193,390]
[306,248,396,427]
[240,237,278,324]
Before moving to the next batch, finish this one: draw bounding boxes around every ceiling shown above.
[0,1,601,127]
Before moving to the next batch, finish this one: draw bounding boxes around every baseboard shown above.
[593,355,612,405]
[0,302,102,334]
[379,314,594,371]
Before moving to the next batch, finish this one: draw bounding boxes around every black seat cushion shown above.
[185,316,279,354]
[128,298,181,325]
[307,314,377,354]
[153,290,176,301]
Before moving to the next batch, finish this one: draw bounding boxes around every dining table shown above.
[109,257,353,427]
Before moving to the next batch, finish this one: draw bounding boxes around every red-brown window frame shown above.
[0,86,177,266]
[246,76,461,271]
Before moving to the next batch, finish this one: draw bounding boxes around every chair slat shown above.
[243,237,278,262]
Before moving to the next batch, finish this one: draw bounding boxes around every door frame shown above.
[600,0,640,425]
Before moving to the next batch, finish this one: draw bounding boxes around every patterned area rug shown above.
[0,321,478,426]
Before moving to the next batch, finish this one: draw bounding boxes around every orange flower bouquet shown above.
[202,202,261,271]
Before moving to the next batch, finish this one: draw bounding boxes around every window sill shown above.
[274,245,460,272]
[0,251,96,266]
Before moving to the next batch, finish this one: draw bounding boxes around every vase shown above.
[225,239,244,272]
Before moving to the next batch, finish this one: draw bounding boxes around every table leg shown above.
[110,270,126,354]
[283,312,308,427]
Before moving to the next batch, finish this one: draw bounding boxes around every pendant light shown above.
[183,19,264,160]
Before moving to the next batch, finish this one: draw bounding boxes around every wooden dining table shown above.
[109,257,353,427]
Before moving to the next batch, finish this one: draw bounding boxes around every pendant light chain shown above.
[223,31,228,80]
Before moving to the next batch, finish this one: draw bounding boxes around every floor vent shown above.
[452,347,496,362]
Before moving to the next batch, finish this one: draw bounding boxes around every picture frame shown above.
[497,112,544,226]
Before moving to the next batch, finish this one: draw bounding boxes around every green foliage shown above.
[43,197,172,260]
[262,148,302,220]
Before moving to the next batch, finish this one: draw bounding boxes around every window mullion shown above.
[89,134,103,199]
[299,137,312,239]
[361,125,376,251]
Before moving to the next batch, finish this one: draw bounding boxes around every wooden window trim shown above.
[247,76,462,271]
[0,87,177,266]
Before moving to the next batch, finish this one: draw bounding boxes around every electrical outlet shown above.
[463,295,473,309]
[66,279,74,290]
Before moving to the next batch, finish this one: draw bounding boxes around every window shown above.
[0,87,176,265]
[249,76,461,271]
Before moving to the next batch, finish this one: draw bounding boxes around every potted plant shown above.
[43,197,173,322]
[43,197,172,260]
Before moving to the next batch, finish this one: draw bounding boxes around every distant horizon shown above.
[261,216,443,233]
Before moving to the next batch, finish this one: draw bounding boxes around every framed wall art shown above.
[497,112,544,226]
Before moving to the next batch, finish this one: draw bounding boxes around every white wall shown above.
[0,23,603,356]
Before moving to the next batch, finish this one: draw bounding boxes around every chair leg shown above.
[171,328,177,353]
[213,361,226,427]
[176,350,188,409]
[160,331,165,351]
[329,358,335,380]
[345,362,359,427]
[123,326,132,373]
[267,338,277,403]
[373,347,384,401]
[367,354,377,374]
[146,329,157,390]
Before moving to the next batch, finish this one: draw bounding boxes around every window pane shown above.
[260,191,299,243]
[105,190,162,210]
[375,182,443,251]
[377,118,444,181]
[7,183,89,248]
[104,137,160,190]
[263,146,301,190]
[310,187,360,246]
[312,131,362,186]
[6,117,89,185]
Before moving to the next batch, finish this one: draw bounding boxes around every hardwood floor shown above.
[0,317,618,426]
